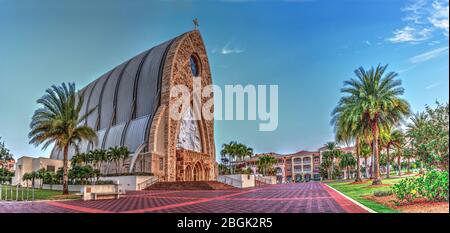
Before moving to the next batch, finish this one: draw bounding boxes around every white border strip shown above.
[324,183,376,213]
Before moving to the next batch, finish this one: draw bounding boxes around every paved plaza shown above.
[0,182,369,213]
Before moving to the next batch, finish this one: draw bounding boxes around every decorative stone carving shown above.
[177,108,202,152]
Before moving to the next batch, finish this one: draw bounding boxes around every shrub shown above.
[373,190,393,197]
[416,170,449,202]
[392,177,419,203]
[392,170,449,203]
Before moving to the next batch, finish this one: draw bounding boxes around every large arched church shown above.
[50,30,217,182]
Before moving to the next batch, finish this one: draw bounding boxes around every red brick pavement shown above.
[0,182,370,213]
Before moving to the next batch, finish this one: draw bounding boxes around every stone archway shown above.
[204,167,210,181]
[185,165,193,181]
[193,162,204,181]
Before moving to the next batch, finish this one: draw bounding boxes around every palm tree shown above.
[241,145,254,161]
[221,141,238,173]
[339,64,410,185]
[359,141,371,178]
[28,83,98,194]
[322,142,341,179]
[406,112,428,173]
[380,127,403,178]
[37,168,46,188]
[332,96,370,182]
[403,147,414,174]
[29,171,38,188]
[119,146,130,173]
[257,154,277,176]
[91,149,107,172]
[108,147,123,174]
[339,153,356,179]
[394,131,406,176]
[22,173,31,187]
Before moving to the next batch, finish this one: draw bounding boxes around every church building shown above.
[50,30,217,182]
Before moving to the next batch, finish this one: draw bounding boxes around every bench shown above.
[91,192,121,200]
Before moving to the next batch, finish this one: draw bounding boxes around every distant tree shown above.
[380,127,403,178]
[119,146,130,174]
[322,142,341,179]
[0,137,14,184]
[407,102,449,171]
[339,153,356,180]
[37,168,46,188]
[256,154,277,176]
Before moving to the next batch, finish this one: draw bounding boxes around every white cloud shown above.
[408,46,449,63]
[363,40,372,46]
[425,82,441,89]
[221,48,245,54]
[388,0,449,43]
[219,41,245,55]
[428,40,441,45]
[428,0,449,36]
[388,26,432,43]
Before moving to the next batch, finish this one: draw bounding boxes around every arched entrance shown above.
[193,162,204,181]
[204,167,210,181]
[185,165,193,181]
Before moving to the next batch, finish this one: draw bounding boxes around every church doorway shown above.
[193,162,204,181]
[185,165,193,181]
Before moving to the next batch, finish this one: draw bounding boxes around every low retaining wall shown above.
[41,184,84,192]
[218,174,255,188]
[98,175,153,191]
[260,176,277,184]
[40,184,118,192]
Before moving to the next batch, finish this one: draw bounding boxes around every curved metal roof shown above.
[50,32,185,160]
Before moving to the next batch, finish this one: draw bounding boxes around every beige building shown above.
[12,156,66,186]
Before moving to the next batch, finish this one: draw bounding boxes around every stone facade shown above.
[147,30,216,182]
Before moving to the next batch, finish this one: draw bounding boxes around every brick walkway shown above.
[0,182,369,213]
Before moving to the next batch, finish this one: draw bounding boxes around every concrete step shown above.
[145,181,236,190]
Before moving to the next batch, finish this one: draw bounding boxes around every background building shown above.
[242,146,358,183]
[12,156,65,186]
[0,158,15,172]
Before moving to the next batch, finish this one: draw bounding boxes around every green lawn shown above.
[1,185,78,201]
[326,178,405,213]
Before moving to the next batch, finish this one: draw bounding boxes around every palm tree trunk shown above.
[398,156,402,176]
[386,146,390,179]
[347,166,351,180]
[407,158,410,174]
[62,145,69,195]
[364,157,368,178]
[372,122,382,185]
[370,150,374,179]
[331,158,335,179]
[355,139,362,182]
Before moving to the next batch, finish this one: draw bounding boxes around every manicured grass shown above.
[326,178,406,213]
[0,185,78,201]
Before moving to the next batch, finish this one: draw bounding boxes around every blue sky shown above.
[0,0,448,160]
